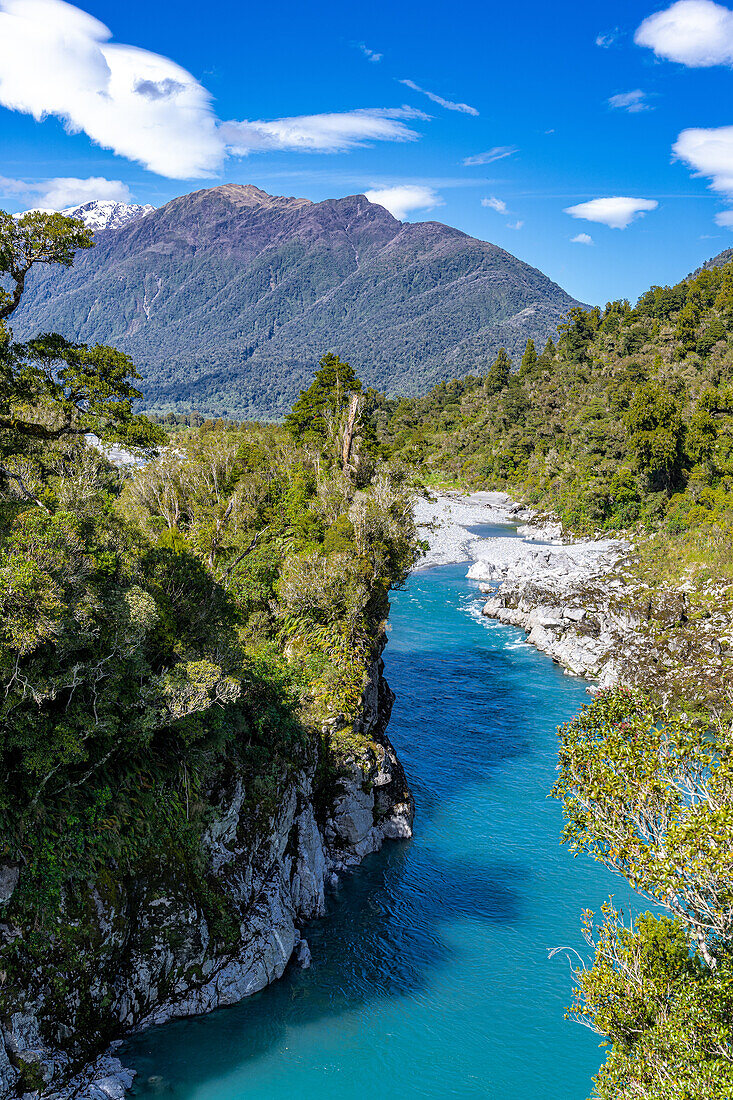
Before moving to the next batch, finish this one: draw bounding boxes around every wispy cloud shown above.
[635,0,733,67]
[608,89,652,113]
[222,107,427,155]
[364,184,442,220]
[507,219,524,229]
[399,78,479,116]
[564,196,658,229]
[356,43,382,63]
[463,145,518,167]
[0,0,431,178]
[571,232,594,245]
[0,174,131,209]
[482,196,507,213]
[596,28,620,47]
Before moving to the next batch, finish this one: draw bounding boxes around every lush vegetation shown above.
[370,260,733,1097]
[5,195,733,1097]
[0,210,421,1074]
[377,261,733,542]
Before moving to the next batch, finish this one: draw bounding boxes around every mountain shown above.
[11,184,581,419]
[18,199,155,231]
[700,247,733,273]
[60,200,156,231]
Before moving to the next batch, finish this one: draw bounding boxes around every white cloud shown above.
[673,125,733,194]
[357,43,382,63]
[0,174,130,209]
[608,89,651,112]
[364,184,442,220]
[0,0,222,177]
[221,108,425,155]
[635,0,733,66]
[571,232,595,245]
[507,220,524,229]
[482,196,507,213]
[672,126,733,226]
[399,79,479,116]
[596,28,619,47]
[0,0,430,179]
[564,196,658,229]
[463,145,518,166]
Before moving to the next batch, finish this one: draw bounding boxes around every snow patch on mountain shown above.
[17,200,155,231]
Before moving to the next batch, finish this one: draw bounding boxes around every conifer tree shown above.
[485,348,512,395]
[518,338,537,377]
[284,352,362,442]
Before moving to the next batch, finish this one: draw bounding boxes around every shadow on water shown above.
[127,844,530,1095]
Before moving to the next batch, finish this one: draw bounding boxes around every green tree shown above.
[623,383,684,491]
[674,290,703,352]
[714,267,733,321]
[559,307,597,362]
[569,907,733,1100]
[485,348,512,395]
[0,210,93,322]
[0,209,163,508]
[697,317,726,357]
[553,689,733,967]
[518,338,537,377]
[284,352,362,443]
[542,336,556,359]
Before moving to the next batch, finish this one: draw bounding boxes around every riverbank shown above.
[4,653,412,1100]
[416,491,629,686]
[417,490,733,704]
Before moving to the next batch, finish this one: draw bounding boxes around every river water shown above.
[126,528,633,1099]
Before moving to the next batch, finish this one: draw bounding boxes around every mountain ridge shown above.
[17,199,155,231]
[11,185,581,418]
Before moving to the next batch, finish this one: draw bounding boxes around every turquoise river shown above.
[126,531,636,1099]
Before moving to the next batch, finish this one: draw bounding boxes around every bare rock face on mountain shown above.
[11,184,580,419]
[699,247,733,274]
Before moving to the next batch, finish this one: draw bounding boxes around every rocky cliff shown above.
[469,507,733,704]
[0,654,412,1099]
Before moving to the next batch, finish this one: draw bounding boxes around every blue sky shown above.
[3,0,733,305]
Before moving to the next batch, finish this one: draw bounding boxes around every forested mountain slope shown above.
[10,184,580,419]
[380,264,733,546]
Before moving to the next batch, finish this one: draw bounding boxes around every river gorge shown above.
[122,499,635,1099]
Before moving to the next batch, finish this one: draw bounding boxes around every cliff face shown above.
[0,656,412,1100]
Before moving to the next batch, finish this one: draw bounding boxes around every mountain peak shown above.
[16,199,155,231]
[203,183,313,212]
